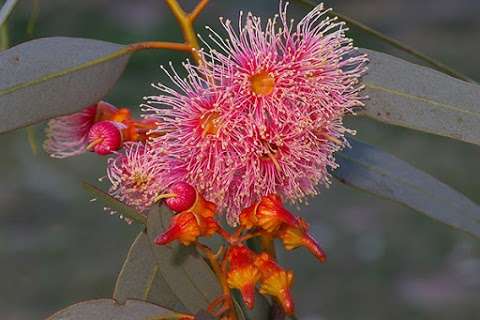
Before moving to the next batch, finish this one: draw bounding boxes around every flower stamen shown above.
[200,111,221,137]
[155,193,178,202]
[250,71,276,97]
[86,138,104,151]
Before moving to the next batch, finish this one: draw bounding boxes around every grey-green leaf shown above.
[113,232,187,313]
[114,206,222,314]
[334,139,480,238]
[360,49,480,146]
[46,299,174,320]
[82,182,147,225]
[145,206,222,313]
[0,37,130,133]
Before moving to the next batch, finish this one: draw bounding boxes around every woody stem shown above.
[261,234,277,259]
[127,41,192,53]
[196,243,237,320]
[164,0,204,66]
[189,0,209,22]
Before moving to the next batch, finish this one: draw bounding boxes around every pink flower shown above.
[44,105,98,158]
[106,142,164,213]
[144,3,367,224]
[43,101,120,158]
[143,63,249,218]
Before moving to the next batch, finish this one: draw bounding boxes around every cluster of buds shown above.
[154,183,326,317]
[44,101,157,158]
[154,182,219,246]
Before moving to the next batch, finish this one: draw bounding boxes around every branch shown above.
[128,41,192,53]
[164,0,204,66]
[189,0,209,22]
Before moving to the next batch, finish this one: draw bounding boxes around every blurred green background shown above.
[1,0,479,319]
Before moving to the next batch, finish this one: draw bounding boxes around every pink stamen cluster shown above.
[144,3,368,224]
[44,104,98,158]
[106,142,164,212]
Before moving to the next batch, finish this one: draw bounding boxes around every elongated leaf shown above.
[114,206,221,314]
[334,139,480,237]
[232,291,270,320]
[0,23,8,51]
[145,206,222,313]
[82,182,147,225]
[46,299,175,320]
[0,37,130,133]
[113,232,187,313]
[360,49,480,146]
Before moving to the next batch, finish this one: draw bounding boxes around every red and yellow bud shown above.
[278,221,327,263]
[190,192,217,219]
[254,253,295,315]
[197,216,219,237]
[122,118,158,143]
[226,246,261,309]
[239,195,299,233]
[239,202,259,230]
[154,212,200,246]
[94,101,118,122]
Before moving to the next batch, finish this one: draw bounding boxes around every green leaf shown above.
[82,182,147,225]
[334,139,480,238]
[0,23,8,51]
[146,207,221,313]
[114,206,222,314]
[360,49,480,146]
[0,37,131,133]
[232,291,270,320]
[113,232,187,313]
[46,299,176,320]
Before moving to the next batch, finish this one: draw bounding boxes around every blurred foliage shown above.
[0,1,479,320]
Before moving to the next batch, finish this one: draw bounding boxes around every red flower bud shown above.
[122,118,158,143]
[154,212,200,246]
[239,194,299,233]
[87,121,123,155]
[94,101,118,122]
[227,246,260,310]
[111,107,132,123]
[278,220,326,263]
[165,182,197,213]
[239,202,259,230]
[254,253,295,315]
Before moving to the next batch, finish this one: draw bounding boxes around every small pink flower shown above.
[143,63,249,216]
[106,142,164,213]
[44,101,119,158]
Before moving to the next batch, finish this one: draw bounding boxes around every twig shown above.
[196,243,237,320]
[128,41,192,53]
[189,0,209,22]
[164,0,206,66]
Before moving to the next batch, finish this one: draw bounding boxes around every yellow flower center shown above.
[200,111,220,137]
[132,172,149,188]
[250,71,276,97]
